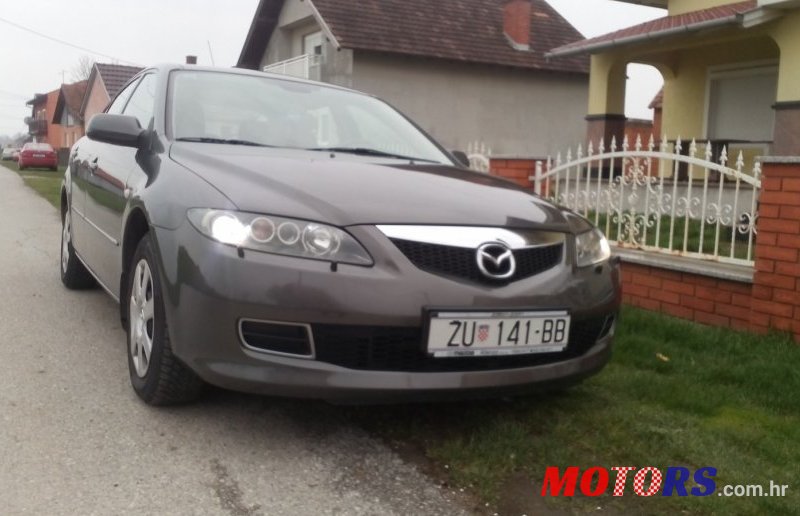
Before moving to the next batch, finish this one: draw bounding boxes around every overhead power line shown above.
[0,15,141,66]
[0,89,28,100]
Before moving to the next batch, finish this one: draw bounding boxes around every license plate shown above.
[427,311,570,357]
[33,154,45,158]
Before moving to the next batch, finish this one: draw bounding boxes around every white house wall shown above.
[278,0,314,26]
[83,73,110,126]
[259,0,318,69]
[351,52,589,156]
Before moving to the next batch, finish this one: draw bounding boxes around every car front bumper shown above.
[152,223,621,401]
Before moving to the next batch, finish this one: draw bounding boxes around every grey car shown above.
[60,64,620,405]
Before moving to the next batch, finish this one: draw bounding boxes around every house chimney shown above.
[504,0,531,51]
[185,55,198,65]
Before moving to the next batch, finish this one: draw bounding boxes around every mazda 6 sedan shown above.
[60,64,620,405]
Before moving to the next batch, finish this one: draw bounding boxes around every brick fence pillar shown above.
[489,158,538,189]
[750,157,800,341]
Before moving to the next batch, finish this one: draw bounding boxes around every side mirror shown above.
[451,150,470,167]
[87,114,145,148]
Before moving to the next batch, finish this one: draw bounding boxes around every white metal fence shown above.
[532,135,762,267]
[467,141,491,173]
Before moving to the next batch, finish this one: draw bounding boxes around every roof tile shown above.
[61,80,88,118]
[241,0,588,74]
[95,63,143,98]
[551,0,758,56]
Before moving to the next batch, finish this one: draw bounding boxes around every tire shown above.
[60,207,96,289]
[126,234,204,405]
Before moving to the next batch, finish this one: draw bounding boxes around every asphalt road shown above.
[0,165,470,516]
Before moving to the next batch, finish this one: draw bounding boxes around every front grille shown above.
[312,317,607,372]
[391,239,562,284]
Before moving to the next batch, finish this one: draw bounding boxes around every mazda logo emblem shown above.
[476,242,516,280]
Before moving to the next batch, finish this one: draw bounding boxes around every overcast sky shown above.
[0,0,665,136]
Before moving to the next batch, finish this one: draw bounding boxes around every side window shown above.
[123,74,158,129]
[106,79,140,115]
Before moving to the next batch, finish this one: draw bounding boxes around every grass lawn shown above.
[589,211,752,261]
[7,163,65,207]
[348,308,799,515]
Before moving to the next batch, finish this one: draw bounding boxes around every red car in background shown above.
[18,143,58,171]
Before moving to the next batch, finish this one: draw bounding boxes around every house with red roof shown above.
[549,0,800,162]
[237,0,591,156]
[80,63,143,127]
[25,90,60,150]
[52,80,88,151]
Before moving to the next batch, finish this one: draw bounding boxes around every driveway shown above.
[0,165,470,516]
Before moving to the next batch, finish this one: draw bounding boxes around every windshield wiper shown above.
[306,146,440,163]
[176,137,276,148]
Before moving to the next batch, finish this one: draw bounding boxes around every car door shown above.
[70,78,140,270]
[82,73,157,296]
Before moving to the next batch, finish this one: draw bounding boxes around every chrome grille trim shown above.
[376,225,566,250]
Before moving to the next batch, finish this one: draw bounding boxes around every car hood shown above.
[169,143,571,230]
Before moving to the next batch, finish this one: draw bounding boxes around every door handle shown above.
[88,156,99,172]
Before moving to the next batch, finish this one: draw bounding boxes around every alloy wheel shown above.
[61,211,71,274]
[129,259,155,378]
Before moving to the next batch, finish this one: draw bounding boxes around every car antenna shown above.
[207,41,216,66]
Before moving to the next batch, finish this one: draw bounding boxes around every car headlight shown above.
[187,209,373,266]
[575,227,611,268]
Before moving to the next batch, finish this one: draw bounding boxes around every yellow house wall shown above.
[770,10,800,102]
[586,35,780,140]
[588,54,627,116]
[583,5,800,163]
[668,0,737,16]
[661,38,779,141]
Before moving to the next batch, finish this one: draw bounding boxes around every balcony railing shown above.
[263,54,322,81]
[27,118,47,136]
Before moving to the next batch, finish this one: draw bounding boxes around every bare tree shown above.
[70,56,95,83]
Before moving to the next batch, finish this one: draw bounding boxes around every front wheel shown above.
[126,234,204,405]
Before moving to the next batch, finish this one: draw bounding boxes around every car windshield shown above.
[169,70,453,164]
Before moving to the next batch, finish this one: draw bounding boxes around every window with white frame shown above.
[706,65,778,142]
